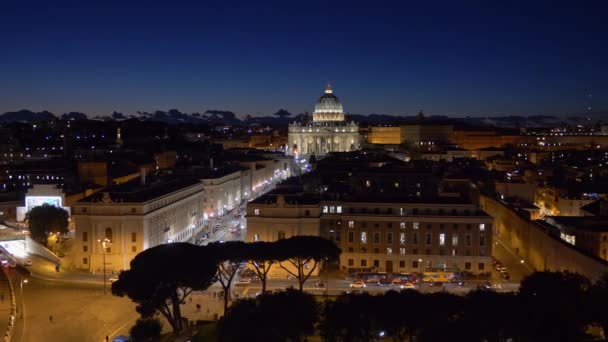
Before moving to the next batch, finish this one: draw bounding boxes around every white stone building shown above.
[288,84,360,158]
[72,176,205,272]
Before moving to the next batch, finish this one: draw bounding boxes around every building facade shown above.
[72,176,205,272]
[247,194,493,276]
[288,84,360,158]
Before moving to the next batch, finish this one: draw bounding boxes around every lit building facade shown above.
[288,84,360,158]
[72,176,205,272]
[247,194,493,276]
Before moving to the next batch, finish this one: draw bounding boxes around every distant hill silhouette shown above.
[0,109,605,127]
[0,109,56,122]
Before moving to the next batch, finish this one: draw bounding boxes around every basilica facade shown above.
[288,84,360,158]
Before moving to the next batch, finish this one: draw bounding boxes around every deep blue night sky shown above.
[1,1,607,117]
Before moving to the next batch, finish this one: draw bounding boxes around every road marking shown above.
[105,313,138,341]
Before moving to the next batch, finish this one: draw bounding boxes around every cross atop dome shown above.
[325,82,333,94]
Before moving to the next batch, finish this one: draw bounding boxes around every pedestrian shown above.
[105,336,109,342]
[49,315,53,323]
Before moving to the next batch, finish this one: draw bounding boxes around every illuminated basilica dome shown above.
[312,83,345,122]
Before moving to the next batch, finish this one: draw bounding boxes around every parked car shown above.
[377,278,392,286]
[400,283,416,290]
[8,261,17,268]
[349,281,367,289]
[235,278,252,286]
[345,289,366,295]
[314,281,327,289]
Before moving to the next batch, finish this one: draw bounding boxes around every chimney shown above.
[140,167,146,185]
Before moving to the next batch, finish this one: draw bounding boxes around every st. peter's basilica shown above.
[288,84,360,158]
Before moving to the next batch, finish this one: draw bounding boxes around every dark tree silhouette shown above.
[277,236,341,291]
[248,241,281,293]
[112,243,218,334]
[590,272,608,337]
[518,271,591,341]
[207,241,250,313]
[273,109,291,118]
[26,203,69,246]
[129,318,162,342]
[218,288,317,342]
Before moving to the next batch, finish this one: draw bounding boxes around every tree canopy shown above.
[277,235,341,291]
[112,243,218,333]
[26,203,69,245]
[217,288,317,342]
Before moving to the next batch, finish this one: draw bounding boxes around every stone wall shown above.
[480,195,608,281]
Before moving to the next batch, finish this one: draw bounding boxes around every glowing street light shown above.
[97,238,112,294]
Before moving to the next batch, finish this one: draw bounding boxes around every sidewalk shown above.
[24,255,107,286]
[0,268,15,341]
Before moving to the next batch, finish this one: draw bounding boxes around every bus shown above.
[421,271,457,283]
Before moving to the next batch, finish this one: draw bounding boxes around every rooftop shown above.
[78,176,201,204]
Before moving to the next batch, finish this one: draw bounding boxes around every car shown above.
[8,261,16,268]
[24,260,33,266]
[349,281,367,289]
[391,278,404,284]
[399,283,416,290]
[377,278,392,286]
[365,276,380,283]
[235,278,252,286]
[314,281,327,289]
[108,277,119,283]
[0,259,8,266]
[497,266,507,272]
[345,289,366,295]
[428,282,444,287]
[500,272,511,280]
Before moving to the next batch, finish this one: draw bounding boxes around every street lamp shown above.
[20,278,28,318]
[97,238,112,294]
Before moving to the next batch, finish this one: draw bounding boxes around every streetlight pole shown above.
[98,238,111,294]
[20,278,28,319]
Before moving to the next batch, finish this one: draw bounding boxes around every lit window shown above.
[254,234,259,242]
[386,248,393,255]
[348,221,355,228]
[361,232,367,244]
[413,222,419,229]
[439,233,446,246]
[394,182,399,188]
[365,180,371,187]
[479,223,486,231]
[254,209,260,216]
[329,206,335,214]
[336,206,342,213]
[452,235,458,246]
[400,222,406,229]
[400,233,406,244]
[399,247,406,255]
[323,206,328,213]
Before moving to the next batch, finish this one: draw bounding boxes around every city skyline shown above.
[1,1,607,117]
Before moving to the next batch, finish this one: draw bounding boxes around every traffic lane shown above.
[237,278,519,295]
[21,277,138,342]
[492,238,532,284]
